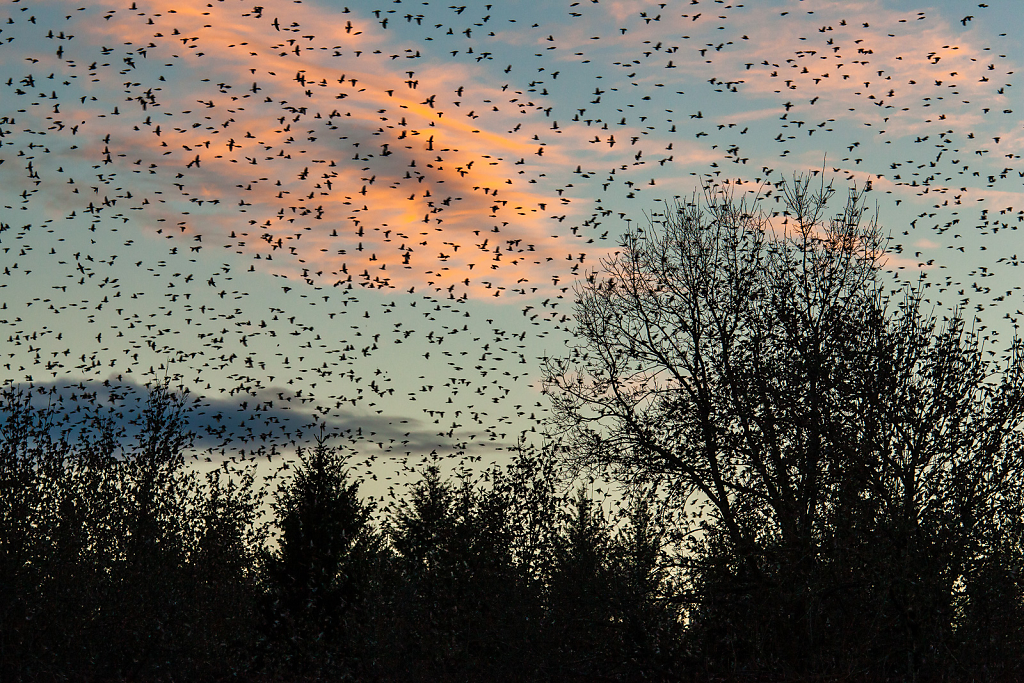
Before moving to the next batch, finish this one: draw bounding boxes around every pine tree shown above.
[262,435,380,677]
[610,492,684,681]
[545,486,614,680]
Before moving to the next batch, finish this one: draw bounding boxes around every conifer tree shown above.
[545,486,615,679]
[262,434,380,677]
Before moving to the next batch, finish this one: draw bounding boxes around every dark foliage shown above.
[0,380,264,682]
[258,435,382,679]
[1,386,682,682]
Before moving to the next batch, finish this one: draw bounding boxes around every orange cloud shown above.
[30,0,610,300]
[8,0,1016,308]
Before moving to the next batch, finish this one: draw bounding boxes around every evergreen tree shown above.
[609,492,684,681]
[186,463,267,679]
[262,435,381,678]
[544,486,615,680]
[386,466,467,679]
[387,463,546,681]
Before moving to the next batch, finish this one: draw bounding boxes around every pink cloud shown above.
[29,0,613,300]
[7,0,1016,307]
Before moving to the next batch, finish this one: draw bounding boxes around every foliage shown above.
[1,385,686,682]
[259,433,383,678]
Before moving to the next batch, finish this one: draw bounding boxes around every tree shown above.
[386,465,464,679]
[0,385,64,679]
[544,486,615,680]
[261,434,382,678]
[186,462,267,678]
[0,379,214,681]
[387,464,539,682]
[111,381,201,680]
[607,490,685,681]
[542,175,1024,679]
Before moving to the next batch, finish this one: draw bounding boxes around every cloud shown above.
[3,0,1018,327]
[4,375,471,459]
[0,1,593,303]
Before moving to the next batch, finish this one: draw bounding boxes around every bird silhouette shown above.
[0,0,1017,486]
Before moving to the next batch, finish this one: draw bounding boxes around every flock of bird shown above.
[0,0,1019,482]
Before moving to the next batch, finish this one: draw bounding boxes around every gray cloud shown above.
[2,376,468,461]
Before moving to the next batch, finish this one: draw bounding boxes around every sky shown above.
[1,0,1021,486]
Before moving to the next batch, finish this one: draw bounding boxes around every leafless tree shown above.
[542,174,1024,679]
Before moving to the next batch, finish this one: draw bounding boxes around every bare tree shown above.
[542,174,1024,679]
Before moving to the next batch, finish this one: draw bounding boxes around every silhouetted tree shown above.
[383,454,584,682]
[109,382,201,680]
[186,462,267,679]
[1,385,62,679]
[543,174,1024,680]
[544,486,615,680]
[0,380,217,681]
[387,467,491,679]
[608,491,685,681]
[261,435,382,678]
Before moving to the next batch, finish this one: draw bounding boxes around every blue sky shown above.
[1,0,1021,479]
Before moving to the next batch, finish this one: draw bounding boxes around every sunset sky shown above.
[1,0,1021,480]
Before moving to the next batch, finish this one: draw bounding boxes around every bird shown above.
[0,0,1015,495]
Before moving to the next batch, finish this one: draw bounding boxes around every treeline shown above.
[3,376,1024,682]
[9,177,1024,682]
[0,383,683,683]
